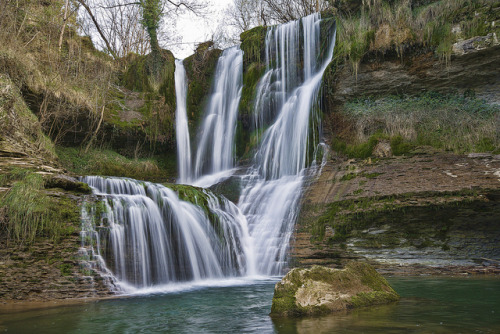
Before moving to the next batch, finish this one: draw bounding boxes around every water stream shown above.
[80,176,253,292]
[192,46,243,182]
[238,13,335,275]
[174,59,192,184]
[80,12,336,291]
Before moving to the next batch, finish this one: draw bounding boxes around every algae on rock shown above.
[270,261,399,317]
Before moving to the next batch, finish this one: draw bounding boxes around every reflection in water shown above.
[0,277,499,333]
[273,277,500,334]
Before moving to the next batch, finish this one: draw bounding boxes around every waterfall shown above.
[80,176,253,291]
[81,13,336,290]
[175,59,192,184]
[192,47,243,185]
[239,13,336,275]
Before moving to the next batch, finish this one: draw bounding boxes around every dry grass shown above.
[0,0,118,146]
[332,92,500,155]
[335,0,498,70]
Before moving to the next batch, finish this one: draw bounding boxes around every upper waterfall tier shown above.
[175,59,192,184]
[238,13,337,276]
[253,13,336,180]
[194,46,243,179]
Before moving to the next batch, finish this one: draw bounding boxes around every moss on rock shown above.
[240,26,267,69]
[270,261,399,317]
[184,44,222,133]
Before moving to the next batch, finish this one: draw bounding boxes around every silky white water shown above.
[176,46,243,184]
[174,59,192,184]
[80,176,254,291]
[239,13,336,275]
[81,13,336,290]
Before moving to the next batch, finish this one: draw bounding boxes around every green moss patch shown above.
[56,146,176,182]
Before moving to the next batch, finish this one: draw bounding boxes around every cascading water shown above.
[239,13,336,275]
[80,13,336,292]
[174,59,192,184]
[80,176,253,291]
[192,47,243,185]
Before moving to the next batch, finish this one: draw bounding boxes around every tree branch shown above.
[76,0,118,59]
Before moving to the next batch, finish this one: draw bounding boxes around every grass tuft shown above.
[56,146,176,182]
[0,170,80,244]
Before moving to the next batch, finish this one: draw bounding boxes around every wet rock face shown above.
[270,262,399,317]
[327,45,500,107]
[0,234,114,301]
[292,152,500,274]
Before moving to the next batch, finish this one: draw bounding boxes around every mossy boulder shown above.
[270,261,399,317]
[44,174,92,194]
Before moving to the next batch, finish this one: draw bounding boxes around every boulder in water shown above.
[209,176,241,203]
[270,261,399,317]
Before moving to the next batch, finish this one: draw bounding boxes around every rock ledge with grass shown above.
[270,262,399,317]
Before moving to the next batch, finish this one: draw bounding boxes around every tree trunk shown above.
[58,0,70,51]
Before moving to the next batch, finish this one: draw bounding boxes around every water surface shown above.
[1,277,499,333]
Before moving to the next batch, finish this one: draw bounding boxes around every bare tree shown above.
[77,0,206,59]
[261,0,330,24]
[225,0,330,41]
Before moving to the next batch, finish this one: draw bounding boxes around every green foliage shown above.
[334,0,499,68]
[337,92,499,154]
[59,263,74,276]
[139,0,162,31]
[390,135,413,155]
[337,14,375,77]
[0,171,80,244]
[0,168,32,187]
[240,26,267,66]
[341,173,358,181]
[332,133,382,159]
[56,146,176,182]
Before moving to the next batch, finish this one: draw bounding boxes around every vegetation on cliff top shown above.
[335,0,500,73]
[330,92,500,158]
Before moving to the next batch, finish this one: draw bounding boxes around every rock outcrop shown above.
[324,44,500,109]
[270,262,399,317]
[292,151,500,275]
